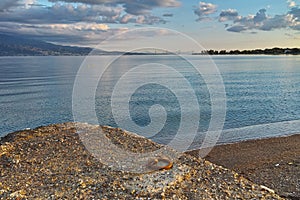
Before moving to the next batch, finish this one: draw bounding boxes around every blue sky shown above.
[0,0,299,51]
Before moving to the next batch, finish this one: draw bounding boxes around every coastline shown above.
[0,122,297,199]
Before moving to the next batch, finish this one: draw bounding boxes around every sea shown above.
[0,55,299,149]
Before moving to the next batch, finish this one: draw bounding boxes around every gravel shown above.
[0,122,284,199]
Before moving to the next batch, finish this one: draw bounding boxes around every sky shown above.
[0,0,299,51]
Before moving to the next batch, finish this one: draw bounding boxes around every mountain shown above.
[0,34,93,56]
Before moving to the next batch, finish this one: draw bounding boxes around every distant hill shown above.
[0,34,93,56]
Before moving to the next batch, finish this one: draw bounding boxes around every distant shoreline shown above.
[1,33,299,56]
[1,52,300,56]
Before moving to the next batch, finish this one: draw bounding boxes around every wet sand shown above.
[187,134,300,199]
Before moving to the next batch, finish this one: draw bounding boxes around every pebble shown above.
[0,122,284,199]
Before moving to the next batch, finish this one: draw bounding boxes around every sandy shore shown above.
[187,134,300,199]
[0,122,294,199]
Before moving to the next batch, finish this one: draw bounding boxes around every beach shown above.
[187,134,300,199]
[0,122,298,199]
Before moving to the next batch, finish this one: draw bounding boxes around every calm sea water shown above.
[1,55,300,148]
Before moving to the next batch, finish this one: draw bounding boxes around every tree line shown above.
[192,48,300,55]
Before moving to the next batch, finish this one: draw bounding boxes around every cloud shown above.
[0,4,122,24]
[222,7,300,33]
[123,0,180,15]
[260,15,289,30]
[138,15,167,24]
[0,0,41,11]
[0,0,175,46]
[48,23,109,31]
[0,0,21,12]
[119,14,166,24]
[253,9,267,23]
[194,2,217,21]
[219,9,238,22]
[0,0,181,47]
[227,25,247,32]
[163,13,173,17]
[289,6,300,20]
[285,32,299,39]
[0,21,125,46]
[0,22,174,47]
[24,0,36,8]
[110,28,173,40]
[287,0,296,7]
[48,0,181,15]
[0,3,166,25]
[288,7,300,30]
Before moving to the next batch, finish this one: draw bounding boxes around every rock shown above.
[0,122,284,199]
